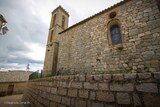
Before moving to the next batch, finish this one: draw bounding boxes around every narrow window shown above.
[62,15,65,29]
[52,14,56,27]
[50,30,53,42]
[110,25,122,45]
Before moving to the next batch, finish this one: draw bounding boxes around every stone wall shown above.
[0,82,27,95]
[57,0,160,75]
[22,72,160,107]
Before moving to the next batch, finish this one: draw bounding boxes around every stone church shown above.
[22,0,160,107]
[43,0,160,76]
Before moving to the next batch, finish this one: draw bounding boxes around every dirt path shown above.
[0,94,26,107]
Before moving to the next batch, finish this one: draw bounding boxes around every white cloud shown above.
[0,0,123,71]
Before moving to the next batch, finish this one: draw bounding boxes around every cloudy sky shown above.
[0,0,122,71]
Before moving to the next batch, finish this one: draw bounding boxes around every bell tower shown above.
[43,6,69,76]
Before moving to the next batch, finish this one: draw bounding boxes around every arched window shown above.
[52,14,56,27]
[50,30,54,42]
[110,25,122,45]
[62,15,65,29]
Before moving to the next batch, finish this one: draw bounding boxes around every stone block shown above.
[53,95,61,103]
[75,99,86,107]
[133,93,142,106]
[86,75,94,82]
[99,83,109,90]
[117,93,130,104]
[110,83,134,92]
[96,91,114,102]
[136,83,158,93]
[79,89,89,98]
[124,73,136,79]
[94,75,103,81]
[88,101,104,107]
[137,73,151,79]
[71,82,82,89]
[103,74,111,82]
[84,82,98,90]
[90,91,96,100]
[58,104,66,107]
[79,75,86,81]
[68,89,77,97]
[62,97,70,105]
[50,102,57,107]
[112,74,124,81]
[58,88,67,95]
[143,94,160,107]
[153,72,160,80]
[51,87,57,94]
[62,82,67,88]
[104,104,116,107]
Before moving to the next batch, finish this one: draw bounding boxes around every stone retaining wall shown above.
[22,72,160,107]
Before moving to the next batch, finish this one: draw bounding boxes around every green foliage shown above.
[116,44,123,50]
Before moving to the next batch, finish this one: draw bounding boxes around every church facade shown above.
[43,0,160,76]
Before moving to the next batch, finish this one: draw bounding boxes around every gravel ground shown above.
[0,94,26,107]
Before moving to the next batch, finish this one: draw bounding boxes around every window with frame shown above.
[110,25,122,45]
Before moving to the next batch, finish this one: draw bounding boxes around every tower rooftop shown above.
[52,5,69,16]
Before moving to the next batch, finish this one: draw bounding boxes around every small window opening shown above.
[62,15,65,29]
[110,25,122,45]
[52,14,56,27]
[109,12,117,19]
[50,30,54,42]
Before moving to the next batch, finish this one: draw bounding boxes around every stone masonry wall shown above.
[57,0,160,75]
[22,72,160,107]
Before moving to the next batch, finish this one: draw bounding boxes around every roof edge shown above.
[52,5,69,16]
[59,0,131,34]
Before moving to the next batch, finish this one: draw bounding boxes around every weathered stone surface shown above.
[103,74,111,82]
[79,89,88,98]
[71,82,82,89]
[88,101,104,107]
[133,93,142,106]
[75,99,86,107]
[58,88,67,95]
[112,74,124,81]
[117,93,130,104]
[61,97,70,105]
[124,73,136,79]
[53,95,61,103]
[96,91,114,102]
[137,73,151,79]
[136,83,158,93]
[110,83,134,92]
[99,83,109,90]
[143,94,160,107]
[153,72,160,80]
[90,91,96,100]
[84,82,98,90]
[51,87,57,94]
[50,102,57,107]
[68,89,77,97]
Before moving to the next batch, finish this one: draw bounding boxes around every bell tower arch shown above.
[43,6,69,76]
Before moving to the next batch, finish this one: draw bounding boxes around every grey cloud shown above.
[0,0,47,70]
